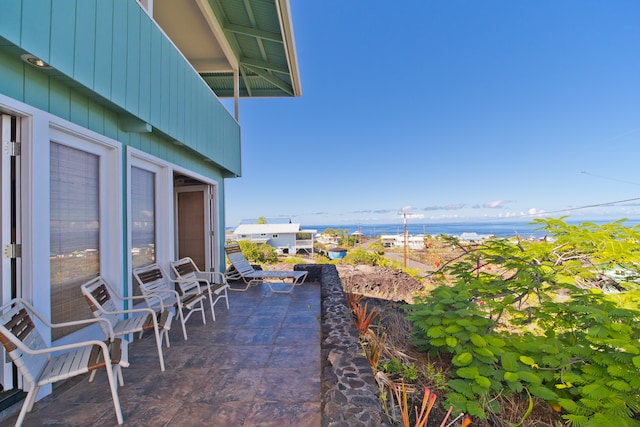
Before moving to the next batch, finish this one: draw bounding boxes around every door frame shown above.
[174,183,219,273]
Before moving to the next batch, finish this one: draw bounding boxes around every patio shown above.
[0,280,322,427]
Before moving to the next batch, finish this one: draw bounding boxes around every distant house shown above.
[459,232,492,244]
[380,234,426,249]
[230,224,317,255]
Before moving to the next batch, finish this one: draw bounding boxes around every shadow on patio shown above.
[0,281,321,427]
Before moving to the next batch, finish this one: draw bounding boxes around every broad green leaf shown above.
[474,375,491,388]
[448,379,474,398]
[528,385,558,401]
[504,371,519,382]
[446,336,458,348]
[474,347,494,358]
[470,334,487,347]
[501,353,519,372]
[466,401,485,418]
[519,355,537,367]
[516,371,542,385]
[633,355,640,368]
[457,366,479,379]
[427,326,444,338]
[454,352,473,366]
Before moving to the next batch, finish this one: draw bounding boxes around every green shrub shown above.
[406,218,640,424]
[237,240,278,264]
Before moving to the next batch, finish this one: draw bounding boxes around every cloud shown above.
[423,203,466,211]
[482,200,512,209]
[527,208,545,215]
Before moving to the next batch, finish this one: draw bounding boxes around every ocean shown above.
[300,219,640,239]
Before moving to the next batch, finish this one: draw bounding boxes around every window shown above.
[131,167,156,295]
[50,143,99,339]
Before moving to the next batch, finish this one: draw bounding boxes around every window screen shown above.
[131,167,156,295]
[50,142,99,339]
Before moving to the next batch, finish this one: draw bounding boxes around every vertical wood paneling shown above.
[74,0,97,88]
[176,61,185,142]
[149,29,162,125]
[69,89,89,128]
[23,65,49,111]
[110,0,127,106]
[88,99,105,135]
[125,0,140,113]
[21,0,51,63]
[138,17,151,122]
[49,0,76,77]
[168,48,178,137]
[0,1,22,46]
[94,0,114,97]
[48,78,70,121]
[0,50,24,101]
[159,37,170,130]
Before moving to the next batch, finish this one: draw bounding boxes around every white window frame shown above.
[127,148,173,297]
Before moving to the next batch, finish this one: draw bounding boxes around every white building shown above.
[380,234,426,249]
[230,224,316,255]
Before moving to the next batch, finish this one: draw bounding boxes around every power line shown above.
[581,171,640,187]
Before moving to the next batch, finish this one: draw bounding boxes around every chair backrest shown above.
[171,257,198,281]
[0,299,50,386]
[170,258,205,294]
[133,263,170,293]
[81,277,120,337]
[224,245,256,276]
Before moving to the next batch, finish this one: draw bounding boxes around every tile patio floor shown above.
[0,281,322,427]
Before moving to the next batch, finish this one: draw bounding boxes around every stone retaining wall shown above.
[318,264,392,427]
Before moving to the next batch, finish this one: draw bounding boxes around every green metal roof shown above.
[154,0,301,99]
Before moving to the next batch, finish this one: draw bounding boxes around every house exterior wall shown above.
[0,0,241,175]
[0,0,240,351]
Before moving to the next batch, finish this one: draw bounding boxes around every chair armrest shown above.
[47,317,116,341]
[196,271,228,284]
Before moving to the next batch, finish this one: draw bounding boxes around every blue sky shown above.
[223,0,640,227]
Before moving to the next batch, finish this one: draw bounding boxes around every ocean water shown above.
[302,219,640,239]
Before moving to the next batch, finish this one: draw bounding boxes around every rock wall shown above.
[318,264,392,426]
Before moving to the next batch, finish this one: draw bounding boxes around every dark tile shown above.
[269,344,320,368]
[245,401,321,427]
[255,367,320,402]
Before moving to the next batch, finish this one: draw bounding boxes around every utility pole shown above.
[403,212,408,267]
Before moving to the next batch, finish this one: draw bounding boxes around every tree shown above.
[407,218,640,424]
[257,216,267,224]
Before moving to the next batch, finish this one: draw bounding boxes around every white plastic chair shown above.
[0,298,129,426]
[81,276,174,371]
[170,257,230,322]
[133,263,206,340]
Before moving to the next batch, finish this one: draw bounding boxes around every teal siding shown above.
[21,0,51,64]
[74,0,97,89]
[0,0,241,176]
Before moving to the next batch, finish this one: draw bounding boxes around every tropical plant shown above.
[352,301,379,335]
[237,240,278,264]
[406,218,640,425]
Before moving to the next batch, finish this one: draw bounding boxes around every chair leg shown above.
[154,328,166,372]
[208,292,216,322]
[163,329,171,348]
[200,300,207,324]
[15,387,37,427]
[178,306,188,340]
[104,364,125,425]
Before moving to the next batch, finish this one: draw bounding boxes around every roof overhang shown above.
[151,0,301,98]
